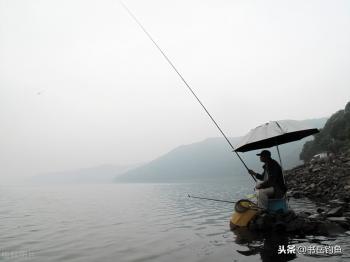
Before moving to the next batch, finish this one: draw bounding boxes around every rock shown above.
[326,206,344,217]
[255,216,265,228]
[327,217,348,222]
[343,212,350,217]
[303,221,317,233]
[308,214,321,219]
[317,221,345,235]
[272,221,287,232]
[291,191,303,199]
[312,167,322,172]
[317,208,325,214]
[326,217,350,230]
[298,211,311,218]
[236,209,348,236]
[285,216,309,232]
[282,210,297,223]
[329,199,346,205]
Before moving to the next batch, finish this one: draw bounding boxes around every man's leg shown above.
[257,187,274,209]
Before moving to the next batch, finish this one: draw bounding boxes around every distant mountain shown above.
[31,164,139,184]
[115,118,327,183]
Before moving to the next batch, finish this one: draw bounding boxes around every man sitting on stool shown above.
[248,150,287,209]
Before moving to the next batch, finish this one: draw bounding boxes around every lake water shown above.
[0,183,349,261]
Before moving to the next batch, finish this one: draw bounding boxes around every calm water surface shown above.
[0,183,349,261]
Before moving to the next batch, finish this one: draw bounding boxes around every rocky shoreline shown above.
[283,150,350,235]
[232,151,350,236]
[284,150,350,234]
[285,150,350,203]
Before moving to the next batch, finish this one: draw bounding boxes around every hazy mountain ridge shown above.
[115,118,328,183]
[30,118,327,184]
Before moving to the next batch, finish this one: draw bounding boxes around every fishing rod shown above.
[188,194,236,204]
[120,2,256,182]
[188,194,263,210]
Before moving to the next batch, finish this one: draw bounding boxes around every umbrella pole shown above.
[276,145,287,194]
[276,145,283,169]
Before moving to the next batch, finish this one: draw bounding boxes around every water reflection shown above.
[233,228,296,262]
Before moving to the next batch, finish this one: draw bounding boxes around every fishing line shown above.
[120,1,255,182]
[188,194,236,204]
[188,194,263,210]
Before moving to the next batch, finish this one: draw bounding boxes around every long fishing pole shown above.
[120,2,256,182]
[188,194,264,210]
[188,194,236,204]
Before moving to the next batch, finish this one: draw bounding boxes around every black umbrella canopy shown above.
[235,120,319,153]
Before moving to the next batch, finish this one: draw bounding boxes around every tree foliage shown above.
[300,101,350,161]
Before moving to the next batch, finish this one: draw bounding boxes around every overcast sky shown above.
[1,0,349,182]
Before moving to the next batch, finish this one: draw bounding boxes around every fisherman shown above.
[248,150,287,209]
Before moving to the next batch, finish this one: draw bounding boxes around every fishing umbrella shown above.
[234,120,319,169]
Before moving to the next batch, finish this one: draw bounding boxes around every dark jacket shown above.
[256,158,287,198]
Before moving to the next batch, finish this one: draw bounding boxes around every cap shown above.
[256,150,271,157]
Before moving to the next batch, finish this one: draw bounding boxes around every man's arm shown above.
[248,169,264,181]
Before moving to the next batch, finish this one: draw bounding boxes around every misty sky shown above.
[1,0,349,182]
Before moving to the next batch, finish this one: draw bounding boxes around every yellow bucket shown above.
[230,199,259,227]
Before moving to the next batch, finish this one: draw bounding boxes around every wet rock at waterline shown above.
[230,209,350,236]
